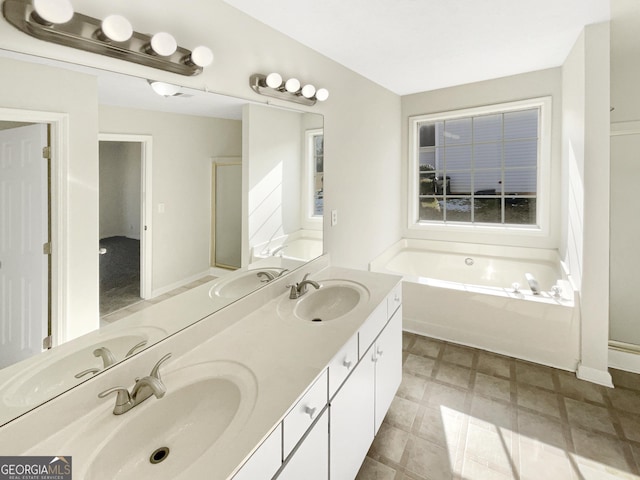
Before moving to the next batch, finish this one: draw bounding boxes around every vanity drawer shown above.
[282,369,328,459]
[232,424,282,480]
[387,283,402,319]
[328,333,358,399]
[358,301,387,359]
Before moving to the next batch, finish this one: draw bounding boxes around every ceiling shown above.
[223,0,610,96]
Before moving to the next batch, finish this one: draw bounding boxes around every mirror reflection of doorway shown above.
[99,139,147,317]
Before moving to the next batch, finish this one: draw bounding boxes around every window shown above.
[305,129,324,219]
[409,98,551,231]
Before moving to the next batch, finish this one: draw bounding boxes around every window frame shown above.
[302,128,324,228]
[408,96,552,238]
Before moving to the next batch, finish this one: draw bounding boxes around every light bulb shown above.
[189,46,214,67]
[150,32,177,56]
[301,84,316,99]
[149,81,181,97]
[100,15,133,42]
[315,88,329,102]
[32,0,74,25]
[285,78,300,93]
[265,72,283,89]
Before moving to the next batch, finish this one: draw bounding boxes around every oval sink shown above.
[1,327,166,408]
[67,361,257,480]
[279,280,370,322]
[209,268,286,300]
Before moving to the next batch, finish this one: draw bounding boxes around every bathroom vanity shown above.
[0,257,402,480]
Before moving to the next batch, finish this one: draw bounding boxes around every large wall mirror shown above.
[0,49,324,425]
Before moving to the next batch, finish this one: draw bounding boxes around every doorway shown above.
[98,135,152,317]
[0,121,50,368]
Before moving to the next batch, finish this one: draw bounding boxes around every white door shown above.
[0,123,49,369]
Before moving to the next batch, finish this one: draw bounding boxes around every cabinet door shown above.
[232,424,282,480]
[374,307,403,434]
[330,344,375,480]
[277,410,328,480]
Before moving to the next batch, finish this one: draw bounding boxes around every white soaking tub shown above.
[370,239,579,370]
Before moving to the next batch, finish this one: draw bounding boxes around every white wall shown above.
[562,23,612,386]
[99,141,141,240]
[401,68,563,250]
[100,105,241,292]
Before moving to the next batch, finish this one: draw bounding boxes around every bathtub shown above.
[251,229,323,263]
[370,239,580,371]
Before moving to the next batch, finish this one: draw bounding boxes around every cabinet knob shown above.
[304,405,318,419]
[343,358,353,370]
[376,347,384,357]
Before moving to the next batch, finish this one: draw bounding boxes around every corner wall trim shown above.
[576,363,614,387]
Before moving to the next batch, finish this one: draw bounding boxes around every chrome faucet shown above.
[256,269,289,282]
[524,273,541,295]
[98,353,171,415]
[287,273,321,299]
[270,244,288,257]
[75,341,149,379]
[94,347,117,368]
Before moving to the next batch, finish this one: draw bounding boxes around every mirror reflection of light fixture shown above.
[31,0,73,25]
[3,0,214,76]
[149,81,181,97]
[249,73,329,106]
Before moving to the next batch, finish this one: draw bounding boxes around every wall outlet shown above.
[331,209,338,226]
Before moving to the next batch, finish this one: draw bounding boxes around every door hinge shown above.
[43,242,52,255]
[43,335,52,350]
[42,146,51,159]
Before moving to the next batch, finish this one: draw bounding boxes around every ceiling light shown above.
[31,0,74,25]
[99,15,133,42]
[149,81,181,97]
[187,46,214,68]
[150,32,177,56]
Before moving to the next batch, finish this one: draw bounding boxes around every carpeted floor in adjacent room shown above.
[99,236,140,316]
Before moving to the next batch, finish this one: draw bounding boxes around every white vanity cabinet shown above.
[231,424,282,480]
[373,306,402,433]
[276,409,329,480]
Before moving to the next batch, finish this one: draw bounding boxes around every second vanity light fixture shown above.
[2,0,214,76]
[250,72,329,106]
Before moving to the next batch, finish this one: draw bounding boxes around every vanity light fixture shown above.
[3,0,214,76]
[148,80,181,97]
[250,72,329,106]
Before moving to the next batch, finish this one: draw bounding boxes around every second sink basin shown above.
[279,279,370,322]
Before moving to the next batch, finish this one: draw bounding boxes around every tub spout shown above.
[524,273,541,295]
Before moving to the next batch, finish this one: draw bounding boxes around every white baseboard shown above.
[609,347,640,374]
[151,269,212,298]
[576,363,614,387]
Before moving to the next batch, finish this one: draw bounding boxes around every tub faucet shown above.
[270,244,288,257]
[287,273,321,299]
[524,273,541,295]
[98,353,171,415]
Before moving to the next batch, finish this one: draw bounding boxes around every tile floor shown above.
[357,331,640,480]
[100,275,216,327]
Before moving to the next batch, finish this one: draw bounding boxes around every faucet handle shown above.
[74,367,101,379]
[286,284,299,299]
[98,386,131,406]
[93,347,117,368]
[149,353,172,380]
[125,341,148,358]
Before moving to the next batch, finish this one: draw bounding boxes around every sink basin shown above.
[1,326,166,409]
[209,268,286,300]
[66,361,257,480]
[279,280,370,322]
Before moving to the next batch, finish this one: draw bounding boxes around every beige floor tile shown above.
[355,456,397,480]
[517,410,567,450]
[516,384,561,418]
[404,354,436,377]
[424,382,469,412]
[611,369,640,392]
[564,397,617,435]
[571,460,640,480]
[515,361,555,390]
[371,423,410,463]
[416,404,466,453]
[477,352,512,379]
[474,372,512,402]
[436,363,472,389]
[442,344,475,368]
[461,457,515,480]
[571,427,634,473]
[557,371,606,404]
[518,436,575,480]
[608,388,640,415]
[470,395,514,430]
[464,421,515,472]
[617,412,640,443]
[398,373,428,402]
[409,336,443,358]
[386,396,420,431]
[403,332,417,351]
[404,437,456,479]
